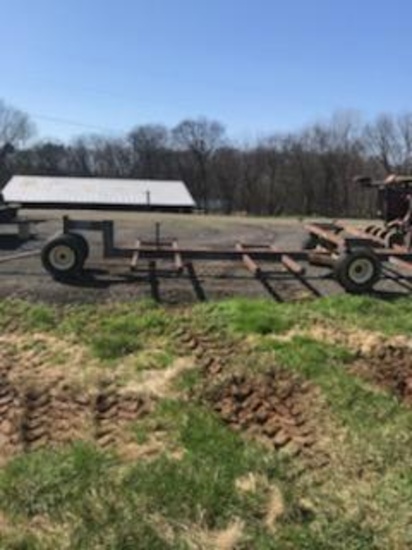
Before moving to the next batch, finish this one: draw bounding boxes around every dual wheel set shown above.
[41,233,90,279]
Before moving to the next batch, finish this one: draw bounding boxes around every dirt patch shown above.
[128,357,194,398]
[0,375,151,464]
[0,342,152,464]
[303,324,386,355]
[290,323,412,356]
[0,333,101,389]
[298,324,412,405]
[286,324,412,404]
[177,326,330,471]
[210,370,324,463]
[353,344,412,405]
[176,328,242,377]
[0,332,197,463]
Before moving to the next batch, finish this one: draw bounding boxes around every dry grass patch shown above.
[185,519,245,550]
[126,357,195,398]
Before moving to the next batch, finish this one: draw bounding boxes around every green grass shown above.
[193,298,296,335]
[297,294,412,336]
[0,407,295,549]
[0,445,114,520]
[2,295,410,352]
[193,295,412,337]
[0,400,396,549]
[126,404,275,526]
[0,444,182,549]
[0,295,412,548]
[0,299,171,361]
[261,335,412,548]
[250,521,380,550]
[0,300,57,332]
[59,302,170,360]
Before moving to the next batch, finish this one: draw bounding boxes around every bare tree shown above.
[172,118,226,211]
[240,147,267,214]
[286,132,319,215]
[0,143,15,187]
[128,125,169,178]
[0,100,35,146]
[14,142,67,176]
[68,135,132,177]
[212,147,242,213]
[8,106,410,218]
[256,136,288,215]
[396,113,412,173]
[67,138,94,176]
[364,114,404,173]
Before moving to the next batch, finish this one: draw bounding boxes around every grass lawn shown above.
[0,295,411,549]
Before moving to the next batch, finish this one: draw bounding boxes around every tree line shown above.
[1,99,412,217]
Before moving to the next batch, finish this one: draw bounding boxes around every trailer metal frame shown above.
[1,215,410,302]
[37,216,406,300]
[61,217,412,263]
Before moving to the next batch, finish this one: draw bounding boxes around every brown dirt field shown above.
[0,210,409,305]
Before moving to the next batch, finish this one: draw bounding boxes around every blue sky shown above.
[1,0,411,142]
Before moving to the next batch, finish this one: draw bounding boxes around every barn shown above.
[2,175,196,213]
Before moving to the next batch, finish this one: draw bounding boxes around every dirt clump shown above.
[354,344,412,404]
[176,328,240,377]
[208,369,327,470]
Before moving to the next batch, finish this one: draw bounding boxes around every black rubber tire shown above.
[334,249,381,294]
[41,234,85,279]
[69,232,90,261]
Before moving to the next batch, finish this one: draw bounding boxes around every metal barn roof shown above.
[3,176,196,209]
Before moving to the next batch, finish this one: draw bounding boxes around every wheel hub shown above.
[348,258,374,284]
[49,245,76,271]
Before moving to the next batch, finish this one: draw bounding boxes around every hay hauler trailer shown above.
[37,215,412,299]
